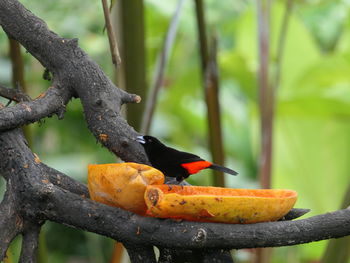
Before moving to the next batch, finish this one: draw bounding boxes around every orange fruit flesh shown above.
[145,185,297,224]
[152,185,296,198]
[88,163,164,215]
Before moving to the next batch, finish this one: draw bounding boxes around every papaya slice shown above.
[88,163,164,215]
[145,185,297,224]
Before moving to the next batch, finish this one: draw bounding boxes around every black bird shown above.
[137,135,238,182]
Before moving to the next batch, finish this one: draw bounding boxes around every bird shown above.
[136,135,238,182]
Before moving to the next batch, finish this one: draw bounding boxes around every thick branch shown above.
[43,183,350,249]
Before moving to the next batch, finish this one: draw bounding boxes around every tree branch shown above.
[44,183,350,250]
[124,245,157,263]
[0,187,22,260]
[0,86,71,131]
[204,35,226,187]
[0,84,31,103]
[0,0,147,162]
[279,208,309,221]
[41,163,89,197]
[158,248,203,263]
[201,249,233,263]
[8,38,27,93]
[140,0,185,134]
[158,248,176,263]
[257,0,272,189]
[101,0,121,66]
[19,223,41,263]
[194,0,209,71]
[114,0,147,132]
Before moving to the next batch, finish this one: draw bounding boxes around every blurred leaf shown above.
[300,1,349,52]
[221,53,257,101]
[273,118,350,260]
[279,55,350,117]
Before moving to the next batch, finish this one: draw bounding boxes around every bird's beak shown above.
[136,135,146,144]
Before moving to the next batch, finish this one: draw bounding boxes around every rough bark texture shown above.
[0,0,145,162]
[0,1,350,263]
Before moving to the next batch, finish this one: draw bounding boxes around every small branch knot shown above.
[121,138,129,148]
[192,228,207,244]
[133,95,141,104]
[67,38,79,48]
[121,93,142,105]
[94,99,102,106]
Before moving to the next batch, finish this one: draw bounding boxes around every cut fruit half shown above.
[145,185,297,224]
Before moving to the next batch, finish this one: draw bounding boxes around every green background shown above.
[0,0,349,262]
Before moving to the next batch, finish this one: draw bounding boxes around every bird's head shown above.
[136,135,166,163]
[136,135,160,146]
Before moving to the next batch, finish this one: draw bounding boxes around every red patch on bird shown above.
[181,161,211,174]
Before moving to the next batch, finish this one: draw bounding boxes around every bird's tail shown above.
[209,164,238,176]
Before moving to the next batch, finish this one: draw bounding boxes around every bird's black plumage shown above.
[137,135,238,182]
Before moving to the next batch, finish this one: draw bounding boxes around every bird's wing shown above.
[165,146,204,163]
